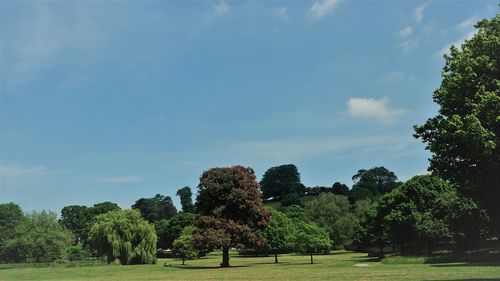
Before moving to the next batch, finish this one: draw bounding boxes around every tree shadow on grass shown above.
[429,262,500,267]
[347,256,381,263]
[424,279,500,281]
[174,265,250,270]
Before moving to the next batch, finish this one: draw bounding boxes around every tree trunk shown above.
[310,253,314,264]
[275,253,278,263]
[221,247,230,267]
[182,258,185,265]
[378,246,385,259]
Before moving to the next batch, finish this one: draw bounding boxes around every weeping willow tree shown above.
[89,209,157,265]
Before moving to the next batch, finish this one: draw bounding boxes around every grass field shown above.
[0,251,499,281]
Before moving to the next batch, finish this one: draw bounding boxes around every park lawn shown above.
[0,251,499,281]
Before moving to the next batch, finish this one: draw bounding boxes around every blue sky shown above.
[1,0,498,213]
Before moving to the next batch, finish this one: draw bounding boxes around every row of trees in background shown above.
[260,164,401,206]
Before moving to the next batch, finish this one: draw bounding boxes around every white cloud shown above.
[379,71,415,83]
[414,3,428,23]
[456,16,478,30]
[347,97,407,123]
[0,164,47,178]
[272,7,288,19]
[310,0,340,19]
[398,39,419,54]
[435,30,475,57]
[398,26,413,37]
[214,0,230,16]
[97,176,144,183]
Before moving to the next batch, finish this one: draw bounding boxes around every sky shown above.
[1,0,498,213]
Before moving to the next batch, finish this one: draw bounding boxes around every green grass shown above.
[1,251,499,281]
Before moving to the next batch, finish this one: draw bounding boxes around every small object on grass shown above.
[163,262,172,267]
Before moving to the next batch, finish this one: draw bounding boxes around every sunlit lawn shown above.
[0,251,499,281]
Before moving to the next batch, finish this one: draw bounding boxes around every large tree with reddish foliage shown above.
[193,166,270,267]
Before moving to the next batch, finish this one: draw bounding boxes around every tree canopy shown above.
[260,164,306,200]
[353,175,488,255]
[132,194,177,223]
[193,166,270,267]
[176,186,195,213]
[349,167,401,202]
[294,222,331,264]
[414,14,500,235]
[89,209,157,265]
[1,211,71,263]
[305,193,356,247]
[264,209,295,263]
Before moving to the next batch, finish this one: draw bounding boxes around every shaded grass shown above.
[0,251,499,281]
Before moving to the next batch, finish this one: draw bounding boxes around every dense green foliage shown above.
[294,222,331,264]
[349,167,401,203]
[414,14,500,234]
[0,203,24,256]
[263,209,295,263]
[193,166,270,267]
[89,210,157,265]
[353,175,488,256]
[155,212,194,249]
[305,193,356,247]
[331,182,349,196]
[171,226,196,265]
[59,201,121,246]
[132,194,177,223]
[1,211,71,263]
[176,186,194,213]
[260,164,305,200]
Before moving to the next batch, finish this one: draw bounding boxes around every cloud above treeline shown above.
[346,97,407,123]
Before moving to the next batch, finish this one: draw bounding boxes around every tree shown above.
[176,186,195,213]
[172,226,196,265]
[59,205,91,244]
[0,203,24,254]
[305,193,356,247]
[294,222,331,264]
[264,209,295,263]
[353,175,487,255]
[91,201,121,216]
[331,182,349,196]
[349,167,401,202]
[132,194,177,223]
[89,210,157,265]
[414,15,500,235]
[193,166,270,267]
[156,212,194,249]
[1,211,71,263]
[260,164,306,200]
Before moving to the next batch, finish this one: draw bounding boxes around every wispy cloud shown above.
[310,0,340,19]
[347,97,407,123]
[228,135,409,161]
[1,4,104,93]
[379,71,415,83]
[0,164,47,178]
[213,0,230,16]
[414,3,428,23]
[97,176,144,183]
[398,39,419,54]
[456,16,478,30]
[272,7,289,19]
[435,30,475,57]
[398,26,413,37]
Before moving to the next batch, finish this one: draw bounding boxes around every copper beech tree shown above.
[193,166,270,267]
